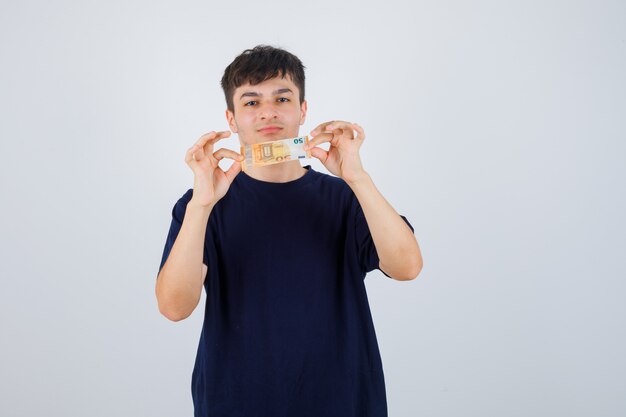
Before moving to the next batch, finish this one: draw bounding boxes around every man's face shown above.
[225,75,307,146]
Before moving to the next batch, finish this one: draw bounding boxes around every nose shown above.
[258,103,279,120]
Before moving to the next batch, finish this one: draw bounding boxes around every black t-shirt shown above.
[158,165,414,417]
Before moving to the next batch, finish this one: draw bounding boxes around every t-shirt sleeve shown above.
[354,199,415,278]
[158,189,209,275]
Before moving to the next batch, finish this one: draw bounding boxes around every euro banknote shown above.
[240,136,311,171]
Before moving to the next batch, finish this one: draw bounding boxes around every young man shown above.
[156,45,423,417]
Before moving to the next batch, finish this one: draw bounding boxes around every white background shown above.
[1,0,624,416]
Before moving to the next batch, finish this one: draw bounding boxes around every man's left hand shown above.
[304,120,368,184]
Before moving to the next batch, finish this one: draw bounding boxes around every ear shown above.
[299,100,308,125]
[225,109,238,133]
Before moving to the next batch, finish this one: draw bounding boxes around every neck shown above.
[243,161,307,183]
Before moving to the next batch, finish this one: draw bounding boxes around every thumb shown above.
[224,160,242,183]
[309,147,328,163]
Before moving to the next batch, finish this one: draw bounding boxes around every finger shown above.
[352,123,365,141]
[310,121,335,137]
[304,132,333,150]
[321,120,352,132]
[196,130,231,147]
[194,131,218,147]
[194,131,232,157]
[187,131,231,163]
[213,148,244,162]
[186,143,206,163]
[224,160,242,183]
[205,130,231,146]
[309,146,329,164]
[323,121,356,139]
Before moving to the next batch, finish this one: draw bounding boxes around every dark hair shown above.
[221,45,306,113]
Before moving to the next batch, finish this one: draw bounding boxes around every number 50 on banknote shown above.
[240,136,311,171]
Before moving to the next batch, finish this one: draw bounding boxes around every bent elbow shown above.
[397,258,423,281]
[159,304,192,322]
[156,288,195,322]
[155,277,198,322]
[165,313,189,322]
[407,251,424,280]
[407,263,423,280]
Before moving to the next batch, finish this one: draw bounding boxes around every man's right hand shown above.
[185,130,243,208]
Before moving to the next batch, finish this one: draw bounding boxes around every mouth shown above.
[258,126,283,134]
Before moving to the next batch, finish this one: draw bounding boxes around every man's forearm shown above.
[347,172,423,280]
[156,200,212,320]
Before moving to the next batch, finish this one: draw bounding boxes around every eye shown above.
[244,100,257,106]
[277,97,289,102]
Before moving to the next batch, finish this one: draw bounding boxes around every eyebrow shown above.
[239,88,293,100]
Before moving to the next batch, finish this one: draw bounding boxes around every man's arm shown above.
[156,200,212,321]
[304,120,422,280]
[348,173,423,281]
